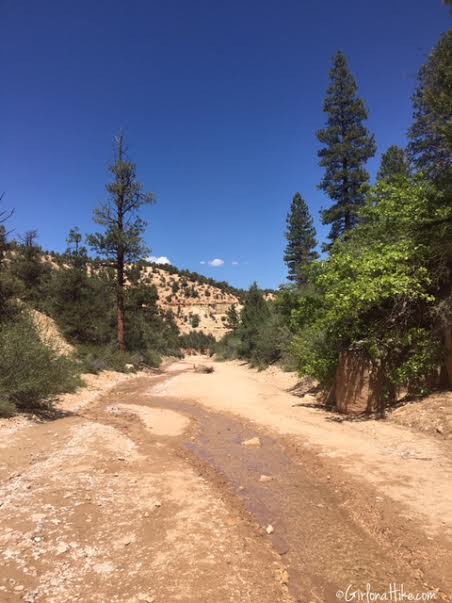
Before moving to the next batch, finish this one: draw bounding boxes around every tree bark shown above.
[116,251,126,351]
[116,135,126,352]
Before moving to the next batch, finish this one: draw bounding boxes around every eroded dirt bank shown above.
[1,360,451,602]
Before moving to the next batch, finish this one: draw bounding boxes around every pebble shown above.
[242,437,261,448]
[278,569,289,584]
[259,474,273,483]
[154,501,162,508]
[266,524,274,535]
[55,542,69,555]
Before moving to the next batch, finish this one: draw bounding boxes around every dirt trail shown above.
[159,357,452,539]
[1,361,451,602]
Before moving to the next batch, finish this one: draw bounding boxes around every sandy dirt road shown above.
[1,359,451,603]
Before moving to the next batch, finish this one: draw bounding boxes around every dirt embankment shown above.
[388,391,452,440]
[1,359,451,602]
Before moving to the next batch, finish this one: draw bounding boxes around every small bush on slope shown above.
[0,312,81,416]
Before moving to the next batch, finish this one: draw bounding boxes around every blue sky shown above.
[2,0,449,289]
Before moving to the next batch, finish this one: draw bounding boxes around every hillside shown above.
[7,249,243,341]
[141,264,242,339]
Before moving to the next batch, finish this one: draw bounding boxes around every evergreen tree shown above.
[284,192,318,284]
[408,31,452,185]
[239,283,270,358]
[87,134,154,351]
[49,228,114,344]
[67,227,83,256]
[10,231,51,308]
[0,195,14,319]
[317,51,376,248]
[377,145,410,182]
[225,304,239,330]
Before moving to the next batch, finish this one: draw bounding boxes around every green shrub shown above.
[190,314,200,328]
[77,345,142,373]
[214,333,242,360]
[179,331,215,354]
[250,315,291,369]
[141,348,162,368]
[215,284,294,369]
[0,313,81,415]
[0,399,16,417]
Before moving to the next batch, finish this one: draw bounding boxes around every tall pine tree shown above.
[88,134,154,351]
[284,192,318,284]
[317,51,376,248]
[408,31,452,185]
[377,145,410,182]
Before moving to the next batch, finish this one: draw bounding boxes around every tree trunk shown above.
[115,134,127,352]
[117,255,126,351]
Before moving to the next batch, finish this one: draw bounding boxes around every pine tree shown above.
[283,192,318,284]
[376,145,410,182]
[87,134,154,351]
[10,231,51,307]
[408,31,452,185]
[239,283,270,358]
[48,227,114,345]
[317,51,376,248]
[225,304,239,330]
[0,195,14,319]
[66,227,83,256]
[0,194,12,273]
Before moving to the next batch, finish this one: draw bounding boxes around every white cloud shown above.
[231,261,239,265]
[148,255,171,265]
[208,258,224,267]
[200,260,206,265]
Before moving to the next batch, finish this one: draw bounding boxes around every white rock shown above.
[259,474,273,483]
[266,524,274,535]
[242,437,261,448]
[55,542,69,555]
